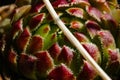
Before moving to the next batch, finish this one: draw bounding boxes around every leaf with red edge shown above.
[57,46,74,65]
[97,30,116,49]
[31,3,45,12]
[77,61,97,80]
[108,49,119,62]
[8,49,17,64]
[66,7,84,18]
[85,20,101,38]
[11,19,23,38]
[106,49,120,75]
[74,32,89,42]
[34,51,54,78]
[52,0,69,8]
[86,6,102,21]
[29,13,45,30]
[82,43,101,63]
[48,64,76,80]
[89,0,110,13]
[18,53,37,79]
[70,0,90,8]
[35,24,50,37]
[16,27,31,52]
[101,13,118,33]
[70,0,89,3]
[97,30,116,68]
[48,43,61,59]
[29,35,44,53]
[70,20,84,29]
[8,49,18,72]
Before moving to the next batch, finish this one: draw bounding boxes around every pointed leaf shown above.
[29,35,43,53]
[48,43,61,59]
[66,7,84,18]
[34,51,54,77]
[97,30,116,49]
[86,6,102,21]
[85,20,101,38]
[43,33,57,50]
[48,64,76,80]
[58,46,74,65]
[11,19,23,38]
[82,43,101,63]
[70,20,84,29]
[30,3,45,12]
[52,0,69,8]
[35,24,50,37]
[106,49,120,75]
[77,61,97,80]
[18,53,37,79]
[12,5,31,22]
[70,0,90,8]
[29,13,45,30]
[8,49,18,72]
[74,32,89,42]
[16,27,31,52]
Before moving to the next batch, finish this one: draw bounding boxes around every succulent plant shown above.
[0,0,120,80]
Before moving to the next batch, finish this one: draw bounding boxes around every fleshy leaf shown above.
[35,24,50,37]
[97,30,116,68]
[34,51,54,78]
[97,30,116,49]
[18,53,37,79]
[108,49,119,62]
[11,19,23,38]
[106,49,120,76]
[29,13,45,30]
[66,7,84,18]
[85,20,101,38]
[28,35,43,53]
[89,0,111,13]
[52,0,69,8]
[8,49,18,72]
[31,3,45,12]
[74,32,89,42]
[70,0,90,8]
[101,13,118,37]
[82,43,101,63]
[16,27,31,52]
[70,20,84,29]
[12,5,31,22]
[48,43,61,59]
[43,33,57,50]
[57,46,74,65]
[86,6,102,21]
[8,49,17,65]
[48,64,76,80]
[77,61,97,80]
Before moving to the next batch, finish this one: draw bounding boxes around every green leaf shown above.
[35,24,50,37]
[43,33,57,50]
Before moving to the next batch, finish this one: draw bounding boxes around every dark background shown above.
[0,0,15,6]
[118,0,120,4]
